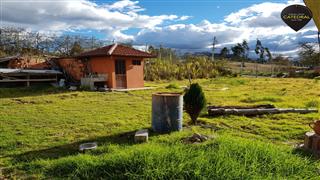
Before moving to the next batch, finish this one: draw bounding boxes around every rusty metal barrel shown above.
[152,93,183,133]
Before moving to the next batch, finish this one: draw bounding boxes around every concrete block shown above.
[135,129,148,143]
[79,142,97,152]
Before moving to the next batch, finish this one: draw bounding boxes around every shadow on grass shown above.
[0,85,67,99]
[11,128,161,163]
[291,147,319,161]
[290,132,320,161]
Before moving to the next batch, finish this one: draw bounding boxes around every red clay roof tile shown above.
[78,44,156,58]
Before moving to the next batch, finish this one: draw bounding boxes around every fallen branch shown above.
[208,105,318,116]
[208,104,275,109]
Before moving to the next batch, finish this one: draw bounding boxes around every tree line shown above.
[0,27,110,57]
[219,40,272,63]
[298,43,320,67]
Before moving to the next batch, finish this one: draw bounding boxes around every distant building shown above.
[314,66,320,73]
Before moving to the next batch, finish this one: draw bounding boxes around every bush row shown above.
[144,57,233,81]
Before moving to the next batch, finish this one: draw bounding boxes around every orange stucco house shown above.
[56,44,155,89]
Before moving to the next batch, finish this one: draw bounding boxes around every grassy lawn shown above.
[227,62,291,75]
[1,77,320,179]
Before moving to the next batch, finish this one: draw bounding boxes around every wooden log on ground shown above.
[208,108,225,116]
[225,109,237,115]
[257,108,279,114]
[277,108,294,113]
[208,107,318,116]
[234,109,259,116]
[293,109,318,114]
[207,104,275,110]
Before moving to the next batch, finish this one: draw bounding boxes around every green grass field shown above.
[1,77,320,179]
[227,62,291,76]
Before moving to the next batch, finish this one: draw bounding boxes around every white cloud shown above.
[224,2,286,26]
[107,0,144,12]
[1,0,318,56]
[178,16,192,21]
[135,20,242,50]
[1,0,183,41]
[113,30,135,42]
[135,0,318,56]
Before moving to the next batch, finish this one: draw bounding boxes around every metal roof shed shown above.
[0,68,62,87]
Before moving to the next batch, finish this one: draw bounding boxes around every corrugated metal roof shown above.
[0,68,62,74]
[0,55,21,63]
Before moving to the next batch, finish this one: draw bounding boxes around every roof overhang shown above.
[0,68,62,75]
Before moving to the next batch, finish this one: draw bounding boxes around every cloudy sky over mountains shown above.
[1,0,319,57]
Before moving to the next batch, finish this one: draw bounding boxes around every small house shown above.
[56,44,155,89]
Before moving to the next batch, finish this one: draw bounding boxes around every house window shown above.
[132,60,141,65]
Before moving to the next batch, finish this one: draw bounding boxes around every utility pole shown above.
[0,28,2,52]
[255,62,258,78]
[318,31,320,63]
[159,44,162,60]
[16,30,21,54]
[212,36,217,62]
[91,36,94,49]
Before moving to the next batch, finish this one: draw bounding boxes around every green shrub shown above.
[144,58,232,81]
[241,96,282,103]
[305,100,319,108]
[79,85,91,91]
[290,71,320,79]
[183,83,206,124]
[314,76,320,81]
[165,83,180,89]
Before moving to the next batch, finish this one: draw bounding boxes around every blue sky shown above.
[137,0,280,22]
[1,0,319,57]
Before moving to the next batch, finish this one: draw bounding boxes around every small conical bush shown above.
[183,83,206,124]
